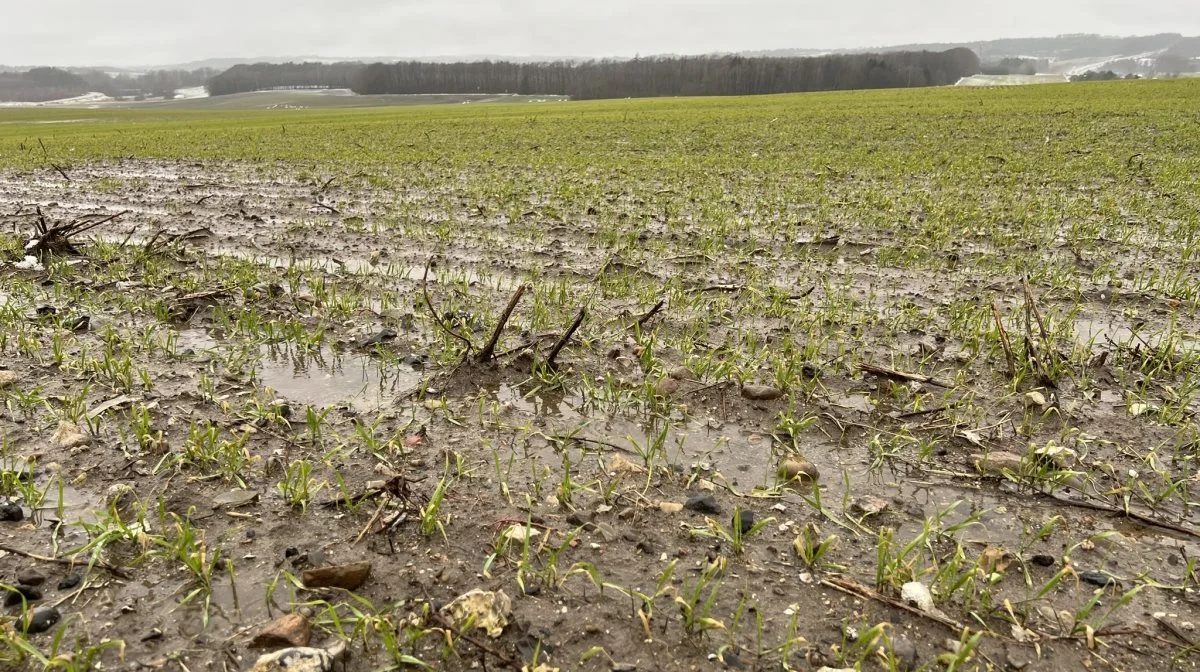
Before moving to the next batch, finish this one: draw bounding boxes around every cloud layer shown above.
[4,0,1196,67]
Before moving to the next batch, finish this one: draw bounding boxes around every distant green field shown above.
[1,79,1196,182]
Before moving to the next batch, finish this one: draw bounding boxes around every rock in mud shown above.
[891,636,919,671]
[741,384,783,401]
[57,573,82,590]
[0,502,23,522]
[52,421,90,449]
[249,641,346,672]
[0,370,17,389]
[301,561,371,591]
[355,328,397,348]
[659,501,684,514]
[1030,554,1056,567]
[1079,570,1120,588]
[900,581,937,614]
[849,496,889,518]
[684,493,721,514]
[213,489,260,509]
[668,366,692,380]
[440,589,512,638]
[608,454,647,476]
[250,612,313,649]
[5,584,43,606]
[24,606,60,634]
[16,571,45,586]
[654,377,681,396]
[733,510,756,534]
[971,451,1023,476]
[778,458,820,483]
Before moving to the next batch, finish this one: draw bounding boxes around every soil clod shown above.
[300,561,371,591]
[685,493,721,514]
[741,384,783,401]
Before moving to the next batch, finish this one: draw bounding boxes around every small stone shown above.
[1079,570,1119,588]
[0,370,16,389]
[52,421,90,450]
[1030,554,1056,567]
[849,496,889,517]
[608,454,647,476]
[654,377,681,396]
[591,523,619,542]
[24,606,60,634]
[971,451,1024,476]
[741,384,783,401]
[440,589,512,638]
[1024,391,1047,408]
[301,561,371,591]
[213,489,260,509]
[16,571,45,586]
[501,525,541,543]
[0,502,23,522]
[57,573,81,590]
[778,458,819,483]
[659,501,684,514]
[732,510,756,534]
[668,366,691,380]
[5,585,42,606]
[248,641,346,672]
[891,636,919,671]
[684,493,721,514]
[250,613,312,649]
[900,581,936,613]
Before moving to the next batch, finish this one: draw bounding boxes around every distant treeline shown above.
[980,57,1050,76]
[202,49,980,99]
[0,66,215,102]
[205,62,363,97]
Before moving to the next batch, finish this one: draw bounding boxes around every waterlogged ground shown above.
[0,81,1199,671]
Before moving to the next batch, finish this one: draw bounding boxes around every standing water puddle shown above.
[256,343,421,412]
[1075,316,1200,352]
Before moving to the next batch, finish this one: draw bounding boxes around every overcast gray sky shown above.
[2,0,1197,67]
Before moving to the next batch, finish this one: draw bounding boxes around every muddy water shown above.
[256,343,421,412]
[1075,314,1200,352]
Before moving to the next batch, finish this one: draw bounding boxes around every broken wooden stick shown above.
[546,307,586,368]
[0,543,130,580]
[820,576,966,634]
[477,283,528,362]
[992,300,1015,379]
[421,258,474,356]
[1021,276,1056,379]
[49,162,71,182]
[858,362,952,389]
[635,299,665,329]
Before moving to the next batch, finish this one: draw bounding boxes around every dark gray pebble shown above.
[685,493,721,514]
[25,606,60,634]
[57,573,82,590]
[5,585,42,606]
[733,510,756,534]
[1079,570,1119,588]
[16,571,45,586]
[0,502,23,522]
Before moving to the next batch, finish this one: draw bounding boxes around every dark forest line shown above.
[206,49,982,100]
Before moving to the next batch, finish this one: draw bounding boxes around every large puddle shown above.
[256,342,422,413]
[172,329,422,412]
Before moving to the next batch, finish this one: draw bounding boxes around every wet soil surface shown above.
[0,160,1198,671]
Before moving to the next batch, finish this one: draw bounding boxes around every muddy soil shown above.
[0,161,1198,671]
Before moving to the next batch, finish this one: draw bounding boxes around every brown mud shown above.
[0,160,1197,671]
